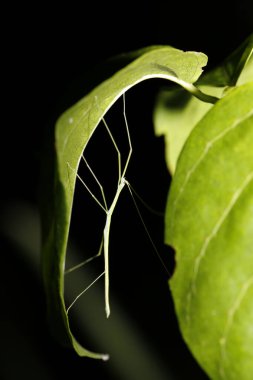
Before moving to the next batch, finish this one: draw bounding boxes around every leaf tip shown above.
[101,354,110,361]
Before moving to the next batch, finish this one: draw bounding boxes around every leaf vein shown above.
[171,109,253,235]
[186,171,253,325]
[219,276,253,379]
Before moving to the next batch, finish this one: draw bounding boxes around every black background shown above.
[1,2,252,379]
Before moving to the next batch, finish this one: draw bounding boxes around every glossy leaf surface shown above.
[166,82,253,379]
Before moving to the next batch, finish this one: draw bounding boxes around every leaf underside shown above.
[41,46,208,358]
[166,82,253,379]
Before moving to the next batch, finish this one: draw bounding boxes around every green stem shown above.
[182,82,220,104]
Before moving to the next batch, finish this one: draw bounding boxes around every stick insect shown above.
[66,93,169,318]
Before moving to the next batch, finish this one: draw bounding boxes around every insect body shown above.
[66,93,132,317]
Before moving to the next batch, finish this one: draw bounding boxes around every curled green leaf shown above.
[40,46,208,358]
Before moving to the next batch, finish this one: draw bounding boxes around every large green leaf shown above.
[41,46,209,358]
[166,82,253,379]
[154,34,253,174]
